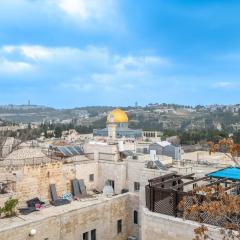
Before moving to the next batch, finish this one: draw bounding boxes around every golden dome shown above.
[107,108,128,123]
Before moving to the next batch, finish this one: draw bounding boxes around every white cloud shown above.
[0,59,33,74]
[2,46,15,53]
[20,46,52,61]
[114,55,170,71]
[56,0,118,24]
[0,44,171,90]
[212,81,240,89]
[0,0,122,32]
[2,45,67,61]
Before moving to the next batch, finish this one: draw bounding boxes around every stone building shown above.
[0,137,171,240]
[149,141,182,160]
[0,128,226,240]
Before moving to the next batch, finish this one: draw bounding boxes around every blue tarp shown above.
[208,167,240,180]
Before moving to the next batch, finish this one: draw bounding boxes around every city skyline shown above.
[1,0,240,107]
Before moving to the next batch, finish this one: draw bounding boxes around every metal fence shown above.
[145,173,240,228]
[146,184,186,217]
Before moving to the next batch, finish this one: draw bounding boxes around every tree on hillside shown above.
[54,126,62,138]
[208,138,240,166]
[233,131,240,144]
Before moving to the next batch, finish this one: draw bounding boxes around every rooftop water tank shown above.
[118,140,124,152]
[150,150,156,161]
[128,236,137,240]
[103,185,114,198]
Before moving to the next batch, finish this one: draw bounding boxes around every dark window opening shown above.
[83,232,89,240]
[134,210,138,224]
[89,174,94,182]
[108,180,115,190]
[117,219,122,234]
[134,182,140,191]
[91,229,96,240]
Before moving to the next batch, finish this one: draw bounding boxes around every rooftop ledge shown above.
[143,207,222,231]
[0,193,131,232]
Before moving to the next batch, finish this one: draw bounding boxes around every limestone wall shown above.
[15,162,74,204]
[0,161,98,205]
[141,208,222,240]
[128,193,140,239]
[75,161,98,190]
[0,194,138,240]
[83,143,120,161]
[127,159,146,193]
[98,160,127,194]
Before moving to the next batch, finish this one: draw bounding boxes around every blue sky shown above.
[0,0,240,108]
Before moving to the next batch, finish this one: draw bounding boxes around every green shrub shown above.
[0,198,18,217]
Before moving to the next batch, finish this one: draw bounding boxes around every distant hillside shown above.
[0,104,240,133]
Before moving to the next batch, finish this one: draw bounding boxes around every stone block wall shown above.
[141,208,222,240]
[127,193,140,239]
[98,160,127,194]
[0,194,138,240]
[7,161,98,205]
[127,159,146,193]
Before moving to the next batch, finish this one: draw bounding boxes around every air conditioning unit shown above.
[128,236,137,240]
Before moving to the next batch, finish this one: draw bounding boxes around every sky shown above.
[0,0,240,108]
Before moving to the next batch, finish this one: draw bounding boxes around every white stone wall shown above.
[98,160,127,194]
[141,208,223,240]
[128,193,140,238]
[75,161,98,190]
[127,159,146,193]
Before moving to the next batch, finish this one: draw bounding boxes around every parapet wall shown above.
[0,194,138,240]
[141,207,222,240]
[0,161,98,206]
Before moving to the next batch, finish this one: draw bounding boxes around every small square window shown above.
[134,182,140,192]
[89,174,94,182]
[117,219,122,234]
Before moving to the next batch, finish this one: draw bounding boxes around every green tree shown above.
[54,126,62,138]
[233,131,240,144]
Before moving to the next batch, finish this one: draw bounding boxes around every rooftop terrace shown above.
[0,193,130,232]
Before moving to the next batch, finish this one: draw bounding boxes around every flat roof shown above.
[0,193,130,232]
[208,167,240,180]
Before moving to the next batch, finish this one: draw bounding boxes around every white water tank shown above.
[128,236,137,240]
[150,150,156,161]
[103,185,114,198]
[118,140,124,152]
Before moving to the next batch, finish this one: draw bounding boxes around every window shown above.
[89,174,94,182]
[134,211,138,224]
[117,219,122,234]
[134,182,140,192]
[91,229,96,240]
[108,180,115,190]
[83,232,89,240]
